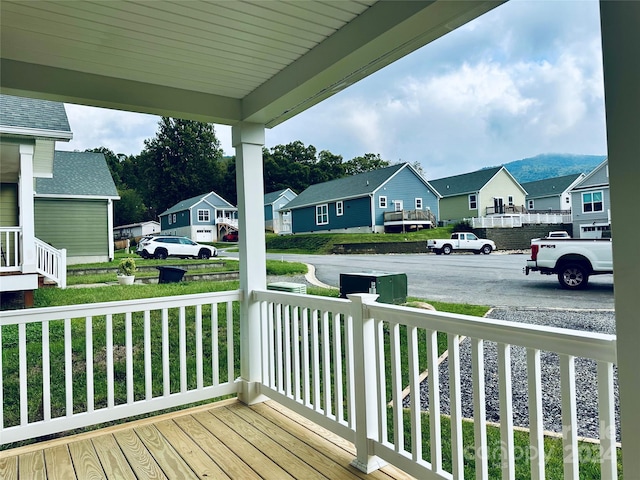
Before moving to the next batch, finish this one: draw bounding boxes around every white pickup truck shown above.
[524,237,613,289]
[427,232,496,255]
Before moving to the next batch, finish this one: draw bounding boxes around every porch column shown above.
[18,144,36,273]
[233,122,268,405]
[107,199,115,261]
[600,1,640,475]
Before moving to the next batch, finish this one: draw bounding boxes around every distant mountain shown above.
[501,154,607,183]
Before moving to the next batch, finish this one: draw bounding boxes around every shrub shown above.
[452,220,473,233]
[118,257,137,276]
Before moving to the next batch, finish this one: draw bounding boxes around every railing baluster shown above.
[275,303,283,391]
[598,360,617,480]
[179,306,186,393]
[448,333,463,478]
[144,311,151,400]
[293,307,301,402]
[333,313,344,424]
[426,328,442,471]
[311,310,321,411]
[390,322,402,452]
[284,304,292,396]
[560,354,578,479]
[375,319,387,443]
[302,308,310,406]
[86,316,94,413]
[345,314,356,430]
[42,320,51,422]
[322,311,332,417]
[212,303,219,386]
[106,314,114,408]
[471,337,488,479]
[408,325,421,462]
[267,302,275,388]
[195,305,203,390]
[125,312,133,404]
[162,308,169,396]
[527,348,545,479]
[65,318,72,416]
[498,342,515,479]
[226,301,233,384]
[19,323,27,425]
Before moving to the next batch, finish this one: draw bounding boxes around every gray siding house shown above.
[159,192,238,242]
[264,188,297,234]
[569,159,611,238]
[284,163,440,234]
[521,173,585,213]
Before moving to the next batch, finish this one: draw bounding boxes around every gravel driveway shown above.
[404,307,619,441]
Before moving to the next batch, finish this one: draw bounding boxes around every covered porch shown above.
[1,1,638,478]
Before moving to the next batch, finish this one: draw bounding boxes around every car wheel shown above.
[155,249,168,260]
[481,244,493,255]
[558,263,589,290]
[198,249,211,260]
[442,245,452,255]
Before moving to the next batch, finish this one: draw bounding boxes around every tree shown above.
[115,188,148,226]
[343,153,390,176]
[87,147,123,188]
[137,118,225,216]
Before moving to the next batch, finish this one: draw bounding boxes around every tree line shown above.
[94,117,393,226]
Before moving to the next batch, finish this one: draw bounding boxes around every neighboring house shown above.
[114,221,161,240]
[35,150,120,265]
[159,191,238,242]
[0,94,74,300]
[284,163,440,234]
[429,166,527,223]
[569,159,611,238]
[264,188,297,234]
[521,173,585,212]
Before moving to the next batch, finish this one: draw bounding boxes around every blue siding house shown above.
[569,159,611,238]
[284,163,440,234]
[159,191,237,242]
[264,188,297,234]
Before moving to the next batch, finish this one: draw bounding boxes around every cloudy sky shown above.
[58,0,607,180]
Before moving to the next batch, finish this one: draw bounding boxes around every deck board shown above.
[2,400,416,480]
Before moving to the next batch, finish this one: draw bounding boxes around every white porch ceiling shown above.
[1,0,502,128]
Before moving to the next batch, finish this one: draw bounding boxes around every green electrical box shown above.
[339,272,407,305]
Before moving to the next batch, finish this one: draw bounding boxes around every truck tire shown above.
[558,263,589,290]
[481,244,493,255]
[442,244,452,255]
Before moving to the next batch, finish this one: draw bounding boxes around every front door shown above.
[494,197,504,214]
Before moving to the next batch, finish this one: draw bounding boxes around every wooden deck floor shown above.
[0,399,414,479]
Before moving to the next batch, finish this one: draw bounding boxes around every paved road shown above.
[261,251,614,309]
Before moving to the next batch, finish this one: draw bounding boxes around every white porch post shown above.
[107,199,115,261]
[18,144,36,273]
[233,122,268,405]
[600,1,640,475]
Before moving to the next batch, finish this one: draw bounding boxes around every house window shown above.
[168,215,172,225]
[172,214,177,223]
[582,191,603,213]
[379,196,387,208]
[198,209,210,222]
[508,196,514,206]
[415,198,423,210]
[316,204,328,225]
[393,200,403,212]
[469,194,477,210]
[336,201,343,216]
[528,200,535,210]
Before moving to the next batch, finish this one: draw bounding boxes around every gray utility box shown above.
[339,272,407,305]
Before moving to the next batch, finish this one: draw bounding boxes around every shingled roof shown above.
[284,163,410,210]
[521,173,584,199]
[161,192,236,216]
[35,151,118,198]
[0,94,72,139]
[429,166,505,197]
[264,188,296,205]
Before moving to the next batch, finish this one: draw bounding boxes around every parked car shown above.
[137,236,217,259]
[546,230,571,238]
[222,231,238,242]
[427,232,496,255]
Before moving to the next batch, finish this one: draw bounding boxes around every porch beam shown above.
[233,122,268,405]
[600,0,640,475]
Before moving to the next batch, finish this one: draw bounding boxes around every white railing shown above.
[0,227,21,272]
[217,217,238,230]
[254,290,618,480]
[467,213,572,228]
[0,290,242,445]
[34,237,67,289]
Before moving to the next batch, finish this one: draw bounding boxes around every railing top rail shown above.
[0,289,244,324]
[365,302,617,363]
[0,226,21,232]
[254,289,351,313]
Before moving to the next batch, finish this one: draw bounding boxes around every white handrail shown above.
[34,237,67,289]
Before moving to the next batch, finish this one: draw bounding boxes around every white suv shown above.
[137,236,217,259]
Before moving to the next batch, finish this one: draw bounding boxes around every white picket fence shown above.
[467,213,572,228]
